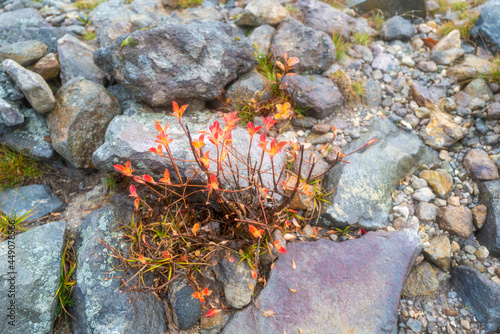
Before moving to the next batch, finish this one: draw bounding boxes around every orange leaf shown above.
[251,270,258,280]
[421,37,438,49]
[292,259,296,270]
[138,254,146,264]
[205,309,221,317]
[262,310,275,317]
[192,291,201,299]
[249,283,254,291]
[192,223,200,236]
[289,288,298,293]
[142,174,155,184]
[249,225,264,238]
[129,184,138,198]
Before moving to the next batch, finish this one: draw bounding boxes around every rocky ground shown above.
[1,0,500,333]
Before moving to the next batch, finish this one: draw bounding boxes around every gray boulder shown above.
[93,111,283,188]
[89,0,166,27]
[294,0,356,38]
[0,40,48,67]
[0,108,55,160]
[0,221,66,334]
[451,266,500,332]
[0,184,65,221]
[57,34,106,85]
[271,17,336,74]
[72,204,167,334]
[380,16,417,41]
[222,230,421,333]
[321,119,438,230]
[0,8,69,53]
[0,67,24,103]
[282,74,343,119]
[477,179,500,257]
[2,59,55,114]
[248,24,276,55]
[94,21,256,107]
[346,0,426,20]
[471,1,500,54]
[47,78,122,169]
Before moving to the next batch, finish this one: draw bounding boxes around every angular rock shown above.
[271,17,336,74]
[434,29,461,51]
[212,254,256,309]
[282,74,343,119]
[346,0,426,20]
[29,52,60,81]
[447,55,493,81]
[364,78,381,107]
[294,0,356,38]
[416,202,439,221]
[463,149,499,181]
[2,59,55,113]
[430,48,465,66]
[89,0,166,27]
[94,21,256,107]
[235,0,288,26]
[437,206,473,239]
[0,108,54,160]
[225,70,270,104]
[0,40,47,66]
[248,24,275,55]
[422,235,451,269]
[0,8,68,53]
[372,53,394,72]
[97,21,133,49]
[419,105,467,150]
[417,60,438,72]
[488,102,500,119]
[471,1,500,54]
[0,221,65,334]
[93,111,282,187]
[0,184,65,221]
[72,204,167,334]
[402,261,440,297]
[222,230,421,334]
[413,187,436,202]
[464,77,494,100]
[472,204,487,230]
[380,16,416,41]
[321,119,438,230]
[57,34,106,85]
[420,169,453,197]
[411,81,443,108]
[477,179,500,257]
[0,99,24,127]
[168,279,202,330]
[451,266,500,332]
[47,78,122,169]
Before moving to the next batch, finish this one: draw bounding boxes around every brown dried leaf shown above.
[292,259,296,270]
[249,284,254,292]
[283,233,297,241]
[262,310,275,317]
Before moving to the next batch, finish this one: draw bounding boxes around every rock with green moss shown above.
[72,204,167,334]
[0,221,66,334]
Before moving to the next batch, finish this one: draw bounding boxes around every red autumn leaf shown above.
[192,291,201,299]
[159,169,171,184]
[247,122,263,138]
[142,174,155,184]
[129,184,138,198]
[161,251,171,259]
[274,240,287,254]
[251,270,258,280]
[205,309,221,317]
[360,228,367,235]
[113,161,134,176]
[138,254,146,264]
[207,174,219,191]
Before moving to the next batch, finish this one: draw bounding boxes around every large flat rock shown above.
[321,119,438,230]
[72,204,166,334]
[221,230,421,334]
[0,221,66,333]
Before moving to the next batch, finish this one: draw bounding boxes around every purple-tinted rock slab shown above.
[221,230,421,334]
